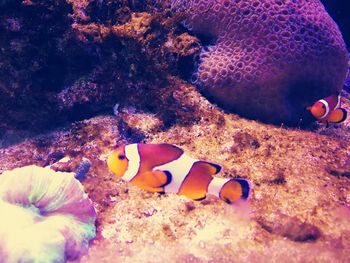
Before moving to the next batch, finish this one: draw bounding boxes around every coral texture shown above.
[0,165,96,262]
[169,0,348,124]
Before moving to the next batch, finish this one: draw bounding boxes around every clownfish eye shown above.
[118,155,126,160]
[321,105,326,109]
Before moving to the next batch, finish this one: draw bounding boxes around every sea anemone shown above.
[0,165,96,262]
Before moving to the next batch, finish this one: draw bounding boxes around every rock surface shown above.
[0,79,349,262]
[0,0,194,136]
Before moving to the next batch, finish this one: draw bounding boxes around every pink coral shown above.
[169,0,348,125]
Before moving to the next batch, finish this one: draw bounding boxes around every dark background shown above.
[322,0,350,49]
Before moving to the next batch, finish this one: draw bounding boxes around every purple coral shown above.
[169,0,348,125]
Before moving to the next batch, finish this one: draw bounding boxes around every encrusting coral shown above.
[0,0,184,134]
[168,0,349,125]
[0,165,96,262]
[0,0,348,138]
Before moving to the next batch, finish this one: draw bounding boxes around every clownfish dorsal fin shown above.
[138,143,184,170]
[196,160,222,175]
[156,143,184,153]
[328,108,347,124]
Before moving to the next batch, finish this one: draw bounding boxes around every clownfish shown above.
[306,94,347,126]
[107,143,250,204]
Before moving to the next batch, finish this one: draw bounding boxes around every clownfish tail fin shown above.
[234,178,250,200]
[337,108,347,123]
[328,108,347,124]
[208,177,250,204]
[221,178,250,204]
[342,108,347,120]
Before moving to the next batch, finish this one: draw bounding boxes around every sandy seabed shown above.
[1,79,349,263]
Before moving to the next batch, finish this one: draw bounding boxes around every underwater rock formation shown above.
[0,165,96,262]
[0,97,350,262]
[169,0,349,125]
[0,0,184,135]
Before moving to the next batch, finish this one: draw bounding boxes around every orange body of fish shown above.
[107,143,250,204]
[307,94,347,126]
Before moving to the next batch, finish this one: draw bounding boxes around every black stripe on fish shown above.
[163,170,173,186]
[234,178,250,199]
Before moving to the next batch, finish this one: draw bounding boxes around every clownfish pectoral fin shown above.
[193,196,207,201]
[146,170,170,187]
[152,170,172,187]
[196,161,222,175]
[328,108,347,124]
[220,178,250,204]
[139,184,164,193]
[132,170,170,192]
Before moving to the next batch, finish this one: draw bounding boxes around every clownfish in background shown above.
[306,94,347,126]
[107,143,250,204]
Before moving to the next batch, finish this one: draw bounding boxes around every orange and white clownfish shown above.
[107,143,250,204]
[306,94,347,126]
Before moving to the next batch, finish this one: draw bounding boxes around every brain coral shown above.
[0,165,96,262]
[169,0,348,125]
